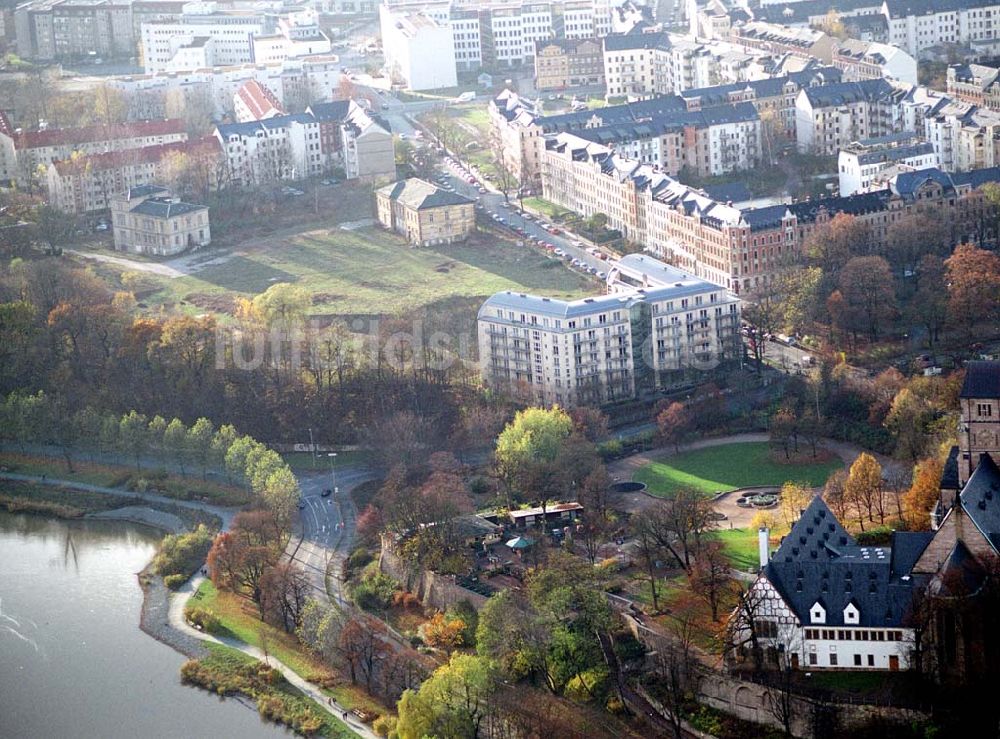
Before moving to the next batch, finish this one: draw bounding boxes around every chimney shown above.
[758,527,770,568]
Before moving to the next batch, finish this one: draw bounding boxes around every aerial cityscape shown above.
[2,0,1000,736]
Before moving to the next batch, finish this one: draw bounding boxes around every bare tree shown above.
[653,614,699,739]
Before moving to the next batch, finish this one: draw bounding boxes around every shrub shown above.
[565,667,609,703]
[598,439,623,460]
[373,715,397,738]
[469,476,491,496]
[185,605,221,633]
[447,600,478,647]
[351,571,398,612]
[164,573,188,589]
[686,705,725,736]
[856,526,895,546]
[402,592,421,609]
[152,524,214,580]
[347,547,373,572]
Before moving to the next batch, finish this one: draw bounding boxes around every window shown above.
[854,654,862,666]
[808,653,817,665]
[867,654,874,667]
[829,653,838,666]
[978,403,993,417]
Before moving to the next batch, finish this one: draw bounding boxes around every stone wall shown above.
[379,542,489,612]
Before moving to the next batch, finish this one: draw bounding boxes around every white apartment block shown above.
[477,255,740,407]
[833,39,917,87]
[602,29,720,99]
[106,56,343,120]
[0,114,188,186]
[141,3,330,73]
[214,100,394,186]
[379,9,457,90]
[379,0,613,87]
[883,0,1000,58]
[795,78,909,155]
[838,133,938,195]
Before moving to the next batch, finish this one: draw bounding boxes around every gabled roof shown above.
[12,119,186,150]
[928,541,988,598]
[377,178,473,210]
[129,197,206,219]
[800,78,896,108]
[307,100,352,122]
[958,452,1000,552]
[235,80,285,120]
[680,67,842,107]
[603,28,670,52]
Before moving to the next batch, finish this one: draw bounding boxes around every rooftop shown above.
[960,360,1000,398]
[376,178,474,209]
[12,118,186,150]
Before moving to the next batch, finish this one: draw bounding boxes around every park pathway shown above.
[168,576,377,739]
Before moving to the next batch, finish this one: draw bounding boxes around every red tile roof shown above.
[235,80,286,120]
[14,119,187,150]
[51,136,220,175]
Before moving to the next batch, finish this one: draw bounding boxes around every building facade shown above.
[883,0,1000,57]
[832,39,917,86]
[375,178,475,245]
[795,78,909,155]
[534,37,604,90]
[110,183,210,255]
[838,133,938,195]
[15,0,136,61]
[379,9,457,91]
[477,255,740,407]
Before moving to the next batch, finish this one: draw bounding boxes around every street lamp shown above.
[327,452,338,496]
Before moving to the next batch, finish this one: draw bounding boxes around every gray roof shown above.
[754,0,881,23]
[960,360,1000,398]
[801,78,897,108]
[885,0,997,17]
[765,496,920,628]
[307,100,351,122]
[570,102,758,144]
[130,197,206,218]
[680,67,842,107]
[480,290,638,321]
[126,184,169,199]
[854,141,936,165]
[959,453,1000,552]
[603,29,670,52]
[377,178,473,209]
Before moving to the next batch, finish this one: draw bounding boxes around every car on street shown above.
[321,489,333,497]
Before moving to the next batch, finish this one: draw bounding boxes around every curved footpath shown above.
[0,472,373,739]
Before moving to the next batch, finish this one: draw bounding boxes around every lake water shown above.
[0,511,289,739]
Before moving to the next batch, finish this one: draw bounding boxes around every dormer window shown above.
[810,602,826,624]
[844,603,860,625]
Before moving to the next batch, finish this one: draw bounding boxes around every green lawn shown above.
[143,227,590,336]
[713,527,759,571]
[522,197,572,220]
[634,442,842,498]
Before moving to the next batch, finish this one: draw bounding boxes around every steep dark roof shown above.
[703,181,752,203]
[603,28,670,52]
[787,191,889,223]
[741,204,789,230]
[765,496,916,627]
[570,102,758,144]
[754,0,881,23]
[890,167,954,198]
[960,360,1000,398]
[680,67,842,107]
[307,100,351,122]
[928,541,988,598]
[801,78,896,108]
[959,453,1000,552]
[889,531,933,578]
[941,445,960,490]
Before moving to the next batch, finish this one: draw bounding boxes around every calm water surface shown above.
[0,511,289,739]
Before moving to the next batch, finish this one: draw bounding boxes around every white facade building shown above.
[379,8,457,90]
[883,0,1000,58]
[477,255,740,407]
[838,133,938,195]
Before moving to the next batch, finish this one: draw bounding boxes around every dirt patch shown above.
[768,448,837,466]
[185,293,237,314]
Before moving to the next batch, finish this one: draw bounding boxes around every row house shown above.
[924,100,1000,172]
[947,63,1000,109]
[44,136,219,213]
[0,113,187,186]
[477,255,740,407]
[883,0,1000,57]
[214,100,394,187]
[832,39,918,86]
[795,78,910,156]
[730,21,838,64]
[541,129,1000,293]
[534,37,604,91]
[838,133,938,195]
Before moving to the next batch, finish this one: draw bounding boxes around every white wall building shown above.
[838,133,938,194]
[477,255,740,407]
[883,0,1000,58]
[379,8,457,90]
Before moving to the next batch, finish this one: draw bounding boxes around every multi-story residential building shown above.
[540,128,1000,292]
[141,4,330,73]
[14,0,135,61]
[883,0,1000,58]
[0,114,188,186]
[379,0,614,87]
[924,100,1000,172]
[566,102,762,176]
[215,100,394,186]
[795,78,909,155]
[105,55,343,120]
[750,0,883,29]
[477,255,740,406]
[679,64,842,139]
[489,88,763,184]
[110,184,210,255]
[45,136,219,213]
[602,26,672,98]
[233,79,286,122]
[947,63,1000,109]
[832,39,917,86]
[731,21,837,64]
[534,37,604,90]
[375,178,475,245]
[838,133,938,195]
[379,9,457,90]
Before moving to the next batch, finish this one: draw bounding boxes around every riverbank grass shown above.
[181,643,354,737]
[0,480,122,518]
[633,442,842,498]
[193,579,390,719]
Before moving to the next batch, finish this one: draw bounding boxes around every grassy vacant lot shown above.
[522,197,572,220]
[141,226,591,336]
[634,442,842,498]
[193,579,391,719]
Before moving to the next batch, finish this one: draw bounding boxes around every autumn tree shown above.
[903,457,944,530]
[779,482,813,529]
[823,469,850,523]
[834,256,897,343]
[805,212,872,280]
[396,654,500,739]
[945,243,1000,334]
[883,211,949,278]
[422,612,467,652]
[493,406,573,509]
[770,406,797,460]
[260,562,311,632]
[845,452,883,529]
[907,254,948,348]
[339,616,390,693]
[656,401,691,452]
